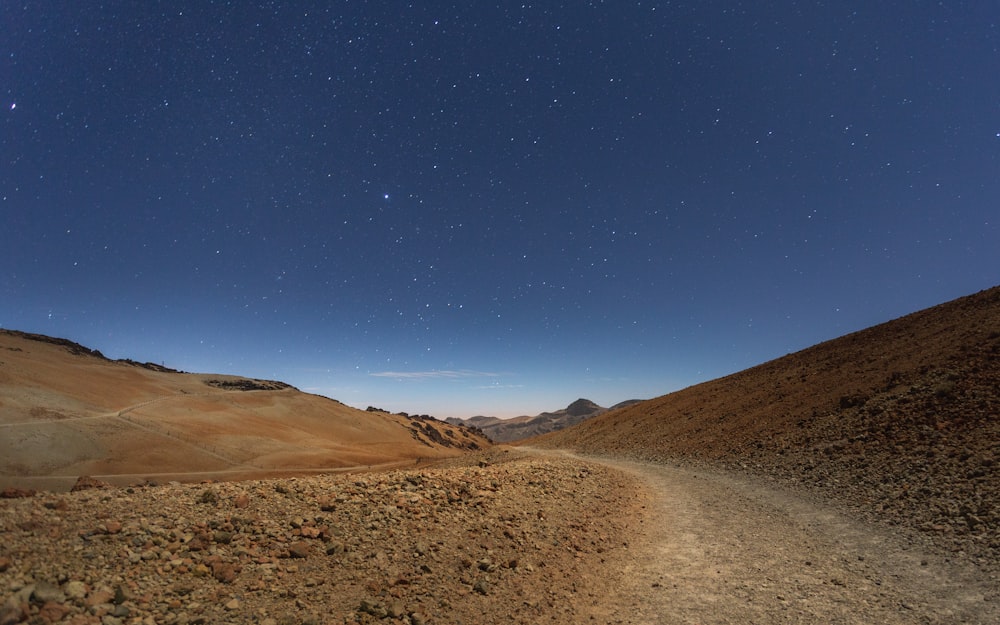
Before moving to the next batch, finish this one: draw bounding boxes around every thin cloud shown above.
[370,369,502,380]
[474,383,525,390]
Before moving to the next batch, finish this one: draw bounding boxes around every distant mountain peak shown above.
[565,398,603,416]
[449,398,619,443]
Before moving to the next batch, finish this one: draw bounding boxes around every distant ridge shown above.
[534,286,1000,570]
[447,398,643,442]
[1,329,198,376]
[0,330,489,490]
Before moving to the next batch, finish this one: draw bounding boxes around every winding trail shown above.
[531,449,999,624]
[0,390,235,427]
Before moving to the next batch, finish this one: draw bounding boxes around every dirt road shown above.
[580,454,999,624]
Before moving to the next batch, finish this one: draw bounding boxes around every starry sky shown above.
[2,2,998,418]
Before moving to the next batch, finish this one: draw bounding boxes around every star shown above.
[2,1,996,419]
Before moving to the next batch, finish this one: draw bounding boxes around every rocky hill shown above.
[0,330,488,491]
[448,398,643,443]
[534,285,1000,570]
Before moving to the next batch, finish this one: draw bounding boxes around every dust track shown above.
[533,450,999,624]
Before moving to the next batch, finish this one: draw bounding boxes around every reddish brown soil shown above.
[0,448,643,625]
[0,331,487,491]
[3,286,999,623]
[535,285,1000,574]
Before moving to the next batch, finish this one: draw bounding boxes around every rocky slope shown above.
[0,330,488,491]
[0,448,641,625]
[534,285,1000,574]
[447,399,642,443]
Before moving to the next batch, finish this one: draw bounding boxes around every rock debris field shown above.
[0,449,640,625]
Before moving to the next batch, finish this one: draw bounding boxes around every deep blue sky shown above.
[3,2,998,418]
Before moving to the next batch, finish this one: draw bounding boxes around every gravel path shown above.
[583,454,1000,624]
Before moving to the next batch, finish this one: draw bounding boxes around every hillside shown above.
[534,286,1000,569]
[448,398,643,442]
[0,330,488,491]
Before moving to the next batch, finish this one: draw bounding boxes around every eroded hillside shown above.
[0,331,488,490]
[535,286,1000,571]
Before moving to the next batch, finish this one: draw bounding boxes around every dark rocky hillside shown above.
[535,286,1000,572]
[449,399,643,443]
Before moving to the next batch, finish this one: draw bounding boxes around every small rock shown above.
[304,526,325,539]
[358,599,387,618]
[0,487,36,498]
[0,600,23,625]
[85,589,115,607]
[288,541,312,559]
[211,561,238,583]
[225,598,242,610]
[63,581,88,600]
[38,601,71,622]
[103,520,123,535]
[32,581,66,604]
[71,476,110,492]
[0,557,10,573]
[170,583,195,597]
[473,579,491,595]
[234,493,250,508]
[387,600,406,618]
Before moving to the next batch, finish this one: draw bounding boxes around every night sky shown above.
[3,2,998,418]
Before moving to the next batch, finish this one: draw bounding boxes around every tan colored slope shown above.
[534,285,1000,569]
[0,331,488,489]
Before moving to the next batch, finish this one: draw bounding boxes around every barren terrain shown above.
[574,452,998,624]
[4,447,997,624]
[2,286,999,623]
[0,331,486,491]
[2,448,643,625]
[537,285,1000,579]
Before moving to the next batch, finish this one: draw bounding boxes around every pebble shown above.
[32,581,66,604]
[287,542,312,559]
[64,581,88,600]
